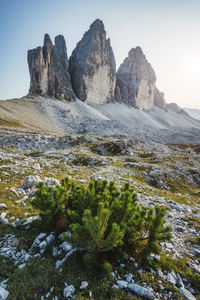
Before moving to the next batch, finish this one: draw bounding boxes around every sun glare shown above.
[182,54,200,80]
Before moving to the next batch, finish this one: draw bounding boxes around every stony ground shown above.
[0,132,200,299]
[1,96,200,144]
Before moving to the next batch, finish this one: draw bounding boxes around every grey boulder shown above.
[116,280,128,289]
[22,175,41,190]
[0,204,8,210]
[0,287,9,300]
[80,281,88,289]
[180,287,196,300]
[63,285,75,298]
[128,283,155,299]
[44,177,60,187]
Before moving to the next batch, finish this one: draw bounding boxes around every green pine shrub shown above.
[32,177,172,261]
[31,178,73,229]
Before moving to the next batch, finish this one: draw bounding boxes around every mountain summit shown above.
[69,19,116,104]
[27,34,75,101]
[27,19,185,115]
[115,47,156,109]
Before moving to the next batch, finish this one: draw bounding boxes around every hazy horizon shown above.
[1,0,200,109]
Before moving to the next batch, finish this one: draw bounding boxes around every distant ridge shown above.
[184,108,200,120]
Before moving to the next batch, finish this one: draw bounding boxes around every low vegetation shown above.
[32,178,172,266]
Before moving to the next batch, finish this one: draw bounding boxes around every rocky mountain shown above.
[69,19,116,104]
[28,34,75,101]
[1,19,200,300]
[27,19,186,116]
[115,47,156,109]
[0,18,197,146]
[154,87,167,111]
[115,47,177,112]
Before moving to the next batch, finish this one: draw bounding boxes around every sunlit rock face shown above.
[115,47,156,110]
[69,19,116,104]
[27,34,75,101]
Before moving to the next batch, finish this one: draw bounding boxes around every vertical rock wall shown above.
[28,34,75,101]
[116,47,156,110]
[69,19,116,104]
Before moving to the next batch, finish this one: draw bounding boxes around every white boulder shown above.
[39,240,47,250]
[117,280,128,289]
[0,287,9,300]
[46,234,55,244]
[128,283,155,299]
[37,233,46,240]
[22,175,41,190]
[0,204,8,210]
[63,285,75,298]
[60,241,72,252]
[180,287,196,300]
[44,177,60,187]
[80,281,88,289]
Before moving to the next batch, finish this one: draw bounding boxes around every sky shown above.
[1,0,200,109]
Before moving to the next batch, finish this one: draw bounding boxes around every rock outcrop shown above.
[167,103,188,115]
[69,19,116,105]
[115,47,156,110]
[154,87,167,111]
[27,21,190,115]
[28,34,75,101]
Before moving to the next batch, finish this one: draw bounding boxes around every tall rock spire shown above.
[54,35,68,68]
[69,19,116,104]
[115,47,156,109]
[27,34,75,101]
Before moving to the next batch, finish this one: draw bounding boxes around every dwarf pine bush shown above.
[32,178,172,260]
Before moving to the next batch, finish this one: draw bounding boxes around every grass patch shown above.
[0,159,15,166]
[187,236,200,246]
[7,258,60,299]
[24,151,44,158]
[6,250,140,300]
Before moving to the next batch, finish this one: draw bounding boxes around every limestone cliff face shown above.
[27,23,181,113]
[116,47,156,110]
[27,34,75,101]
[69,19,116,105]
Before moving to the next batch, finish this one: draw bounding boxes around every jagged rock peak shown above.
[44,33,53,46]
[69,19,116,105]
[54,35,68,67]
[129,47,156,83]
[116,46,156,109]
[129,46,143,56]
[27,34,75,102]
[89,18,104,29]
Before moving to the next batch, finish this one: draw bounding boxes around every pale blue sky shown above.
[1,0,200,108]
